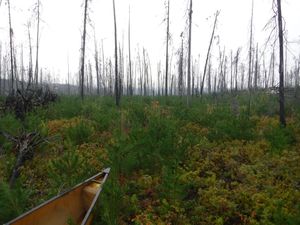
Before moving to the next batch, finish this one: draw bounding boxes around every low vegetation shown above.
[0,92,300,225]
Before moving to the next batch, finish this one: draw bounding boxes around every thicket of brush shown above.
[0,92,300,224]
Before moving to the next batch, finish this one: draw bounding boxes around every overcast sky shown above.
[0,0,299,83]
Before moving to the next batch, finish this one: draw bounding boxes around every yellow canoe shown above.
[5,168,110,225]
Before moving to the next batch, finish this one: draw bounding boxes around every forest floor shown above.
[0,92,300,225]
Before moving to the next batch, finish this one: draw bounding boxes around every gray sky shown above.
[0,0,299,83]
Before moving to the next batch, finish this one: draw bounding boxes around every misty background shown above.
[0,0,299,84]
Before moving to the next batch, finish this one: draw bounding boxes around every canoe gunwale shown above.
[81,168,110,225]
[4,168,111,225]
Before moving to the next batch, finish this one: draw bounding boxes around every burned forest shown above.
[0,0,300,224]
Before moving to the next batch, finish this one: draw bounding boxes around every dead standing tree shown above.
[128,6,133,96]
[247,0,254,116]
[34,0,41,88]
[165,0,170,96]
[7,0,14,94]
[27,22,34,88]
[248,0,254,91]
[178,33,184,96]
[276,0,286,126]
[80,0,89,100]
[113,0,120,106]
[187,0,192,106]
[94,32,100,95]
[0,43,2,95]
[200,10,219,96]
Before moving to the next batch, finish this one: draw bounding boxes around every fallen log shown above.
[0,131,51,188]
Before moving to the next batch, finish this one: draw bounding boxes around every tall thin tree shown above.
[80,0,89,100]
[187,0,192,105]
[0,43,2,95]
[165,0,170,96]
[34,0,40,88]
[27,22,33,87]
[276,0,286,126]
[128,6,133,96]
[200,10,219,96]
[248,0,254,90]
[7,0,14,94]
[113,0,120,106]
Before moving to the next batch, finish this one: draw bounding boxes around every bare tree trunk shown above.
[113,0,120,106]
[187,0,192,105]
[235,49,240,92]
[20,45,24,91]
[276,0,286,127]
[67,55,70,95]
[295,60,300,97]
[192,63,195,96]
[241,64,245,90]
[128,6,133,96]
[0,43,2,95]
[89,62,93,94]
[200,11,219,96]
[80,0,89,100]
[4,57,7,94]
[208,58,212,94]
[263,54,267,89]
[7,0,14,94]
[178,35,184,96]
[34,0,40,88]
[247,0,254,116]
[157,62,161,96]
[248,0,254,91]
[102,40,106,95]
[271,47,275,87]
[27,22,33,88]
[165,0,170,96]
[254,43,258,90]
[230,50,233,92]
[94,35,100,95]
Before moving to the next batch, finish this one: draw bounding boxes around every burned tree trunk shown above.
[234,49,240,92]
[27,22,34,88]
[187,0,192,105]
[128,6,133,96]
[200,11,219,96]
[247,0,254,116]
[67,55,70,95]
[248,0,254,90]
[80,0,89,100]
[34,0,40,88]
[7,0,14,94]
[165,0,170,96]
[94,35,100,95]
[178,35,184,96]
[276,0,286,127]
[254,43,259,90]
[113,0,120,106]
[0,43,2,95]
[207,58,212,94]
[1,131,50,188]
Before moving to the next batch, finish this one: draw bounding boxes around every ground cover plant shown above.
[0,92,300,225]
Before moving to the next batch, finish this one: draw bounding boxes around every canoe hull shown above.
[5,168,110,225]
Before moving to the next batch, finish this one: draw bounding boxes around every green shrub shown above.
[65,121,93,145]
[264,126,295,153]
[208,116,256,141]
[0,182,30,224]
[48,149,85,193]
[0,114,22,135]
[46,97,82,119]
